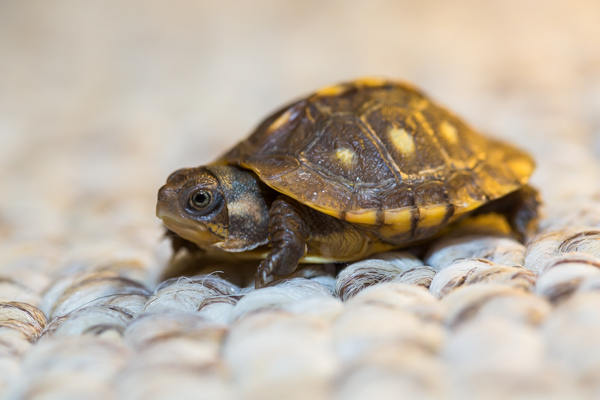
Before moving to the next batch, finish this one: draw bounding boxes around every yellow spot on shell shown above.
[417,205,448,228]
[335,148,356,167]
[440,121,458,144]
[267,109,291,132]
[315,84,347,97]
[388,128,415,156]
[354,77,387,87]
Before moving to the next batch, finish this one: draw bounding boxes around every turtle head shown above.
[156,165,273,252]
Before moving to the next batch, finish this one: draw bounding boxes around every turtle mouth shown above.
[158,215,221,247]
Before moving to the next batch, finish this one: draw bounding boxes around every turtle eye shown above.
[184,188,223,217]
[190,190,212,210]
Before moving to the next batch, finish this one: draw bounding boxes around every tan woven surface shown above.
[1,1,600,399]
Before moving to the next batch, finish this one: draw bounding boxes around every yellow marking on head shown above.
[345,210,379,225]
[315,84,347,97]
[388,128,415,156]
[508,158,534,182]
[417,205,449,228]
[354,77,387,87]
[207,222,228,238]
[440,121,458,144]
[267,109,292,132]
[335,148,356,167]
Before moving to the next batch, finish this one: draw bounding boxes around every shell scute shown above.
[301,117,395,185]
[473,161,521,200]
[363,105,447,179]
[445,171,487,213]
[379,185,415,210]
[414,181,450,207]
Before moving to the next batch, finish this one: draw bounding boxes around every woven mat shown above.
[2,1,600,399]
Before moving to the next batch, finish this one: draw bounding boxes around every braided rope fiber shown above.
[5,221,600,399]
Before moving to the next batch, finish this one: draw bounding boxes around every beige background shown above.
[1,0,600,273]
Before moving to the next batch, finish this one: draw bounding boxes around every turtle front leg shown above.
[256,196,309,288]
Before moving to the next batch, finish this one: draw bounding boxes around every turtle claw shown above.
[255,260,273,289]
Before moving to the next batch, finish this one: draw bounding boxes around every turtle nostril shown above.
[157,186,174,203]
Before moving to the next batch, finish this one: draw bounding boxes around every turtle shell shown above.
[218,78,534,231]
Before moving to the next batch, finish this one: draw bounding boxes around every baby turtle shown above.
[157,78,540,287]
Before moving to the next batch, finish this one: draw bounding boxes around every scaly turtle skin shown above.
[156,78,541,287]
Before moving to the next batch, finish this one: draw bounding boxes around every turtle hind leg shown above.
[472,184,542,242]
[255,196,308,288]
[509,185,542,241]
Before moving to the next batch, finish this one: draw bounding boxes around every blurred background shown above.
[0,0,599,268]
